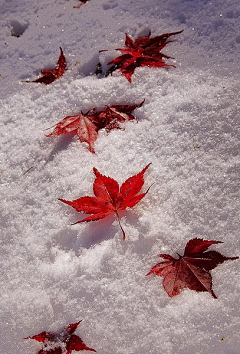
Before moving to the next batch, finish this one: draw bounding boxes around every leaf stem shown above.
[176,253,182,259]
[115,211,126,240]
[22,166,35,176]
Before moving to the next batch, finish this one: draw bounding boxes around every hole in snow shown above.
[102,1,118,10]
[9,20,28,37]
[79,53,102,76]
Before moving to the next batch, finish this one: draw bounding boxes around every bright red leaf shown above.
[46,101,144,153]
[25,321,96,354]
[107,30,183,82]
[59,163,151,239]
[147,238,238,298]
[26,47,66,84]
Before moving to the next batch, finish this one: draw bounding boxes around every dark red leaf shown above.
[26,47,66,84]
[92,100,144,131]
[66,334,96,353]
[147,238,238,298]
[24,331,55,343]
[74,0,90,8]
[107,30,183,82]
[65,321,82,336]
[38,348,62,354]
[59,164,151,239]
[25,321,95,354]
[110,100,145,114]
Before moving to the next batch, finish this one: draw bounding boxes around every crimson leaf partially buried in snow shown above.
[73,0,90,7]
[147,238,238,298]
[25,47,67,84]
[25,321,96,354]
[59,164,151,239]
[46,101,144,153]
[107,30,183,82]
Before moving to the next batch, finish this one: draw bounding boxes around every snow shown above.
[0,0,239,353]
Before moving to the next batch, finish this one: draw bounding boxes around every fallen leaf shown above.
[26,47,66,84]
[107,30,183,82]
[46,113,98,153]
[59,163,151,239]
[66,334,96,353]
[25,321,96,354]
[147,238,238,298]
[88,100,144,131]
[46,100,144,153]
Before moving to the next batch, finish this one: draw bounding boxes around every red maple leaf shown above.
[26,47,66,84]
[59,163,151,239]
[147,238,238,298]
[46,113,98,153]
[46,101,144,153]
[107,30,183,82]
[25,321,96,354]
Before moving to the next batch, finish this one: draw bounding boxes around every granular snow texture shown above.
[0,1,239,354]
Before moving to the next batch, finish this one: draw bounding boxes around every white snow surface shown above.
[0,0,239,353]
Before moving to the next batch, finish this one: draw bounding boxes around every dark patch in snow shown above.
[45,133,76,164]
[9,20,28,37]
[79,54,103,76]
